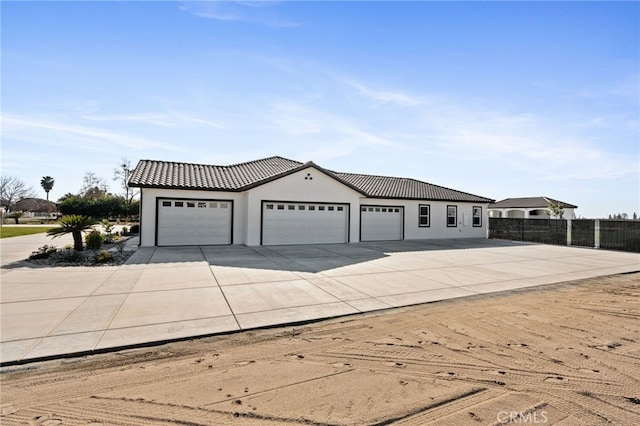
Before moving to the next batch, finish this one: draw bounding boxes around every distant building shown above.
[13,198,58,218]
[489,197,577,220]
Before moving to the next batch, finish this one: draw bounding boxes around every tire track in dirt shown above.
[2,273,638,425]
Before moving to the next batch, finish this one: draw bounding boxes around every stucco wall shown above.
[138,170,489,246]
[363,199,489,240]
[139,188,246,247]
[244,167,363,246]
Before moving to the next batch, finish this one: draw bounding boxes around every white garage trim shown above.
[360,205,404,241]
[156,197,233,246]
[261,200,350,245]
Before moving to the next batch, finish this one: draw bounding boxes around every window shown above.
[187,202,195,208]
[473,206,482,227]
[394,208,400,213]
[362,207,367,212]
[368,207,374,212]
[266,204,274,210]
[175,201,184,207]
[419,204,430,227]
[220,203,228,209]
[298,205,305,210]
[447,205,457,227]
[162,201,171,207]
[288,205,295,210]
[309,205,315,211]
[375,208,380,212]
[328,206,335,211]
[277,205,285,210]
[210,202,218,208]
[198,202,207,208]
[319,205,325,211]
[337,206,344,211]
[382,208,387,212]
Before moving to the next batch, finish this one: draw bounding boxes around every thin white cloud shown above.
[2,114,177,152]
[412,102,638,181]
[82,111,224,129]
[339,77,422,107]
[179,1,300,28]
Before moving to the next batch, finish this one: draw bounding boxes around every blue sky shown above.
[2,1,638,218]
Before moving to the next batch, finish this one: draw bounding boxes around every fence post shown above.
[594,219,600,249]
[567,219,572,246]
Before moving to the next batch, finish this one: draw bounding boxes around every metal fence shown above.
[571,219,595,248]
[489,218,640,253]
[599,220,640,253]
[489,218,567,246]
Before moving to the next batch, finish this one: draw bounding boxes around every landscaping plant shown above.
[47,215,98,251]
[94,250,114,264]
[84,230,105,250]
[29,245,58,260]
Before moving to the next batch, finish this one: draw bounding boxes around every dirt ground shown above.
[1,273,639,425]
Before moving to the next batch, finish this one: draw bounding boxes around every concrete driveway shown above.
[1,236,639,365]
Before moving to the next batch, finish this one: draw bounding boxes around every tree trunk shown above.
[72,230,84,251]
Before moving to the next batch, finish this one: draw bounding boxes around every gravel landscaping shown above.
[26,238,136,267]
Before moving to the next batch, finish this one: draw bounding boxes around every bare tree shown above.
[113,158,138,203]
[80,172,108,199]
[1,175,36,212]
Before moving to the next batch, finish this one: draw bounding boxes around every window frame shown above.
[447,205,458,227]
[418,204,431,227]
[472,206,482,227]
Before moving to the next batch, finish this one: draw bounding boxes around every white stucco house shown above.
[488,197,577,220]
[128,156,494,247]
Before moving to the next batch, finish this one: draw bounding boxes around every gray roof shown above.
[490,197,577,209]
[129,156,493,203]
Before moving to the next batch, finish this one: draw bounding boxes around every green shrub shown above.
[84,230,105,250]
[29,245,58,260]
[94,249,113,263]
[121,226,129,235]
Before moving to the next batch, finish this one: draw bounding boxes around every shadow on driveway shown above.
[124,238,530,273]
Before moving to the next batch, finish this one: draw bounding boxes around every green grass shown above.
[0,226,58,239]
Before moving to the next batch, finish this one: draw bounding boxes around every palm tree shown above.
[41,176,55,201]
[47,215,97,251]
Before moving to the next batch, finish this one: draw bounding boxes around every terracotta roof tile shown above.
[129,156,493,203]
[490,197,577,209]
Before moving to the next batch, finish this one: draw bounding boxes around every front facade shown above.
[129,157,494,247]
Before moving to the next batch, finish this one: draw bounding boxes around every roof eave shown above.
[240,162,369,196]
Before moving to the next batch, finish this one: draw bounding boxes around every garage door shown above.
[262,202,349,245]
[157,199,232,246]
[360,206,404,241]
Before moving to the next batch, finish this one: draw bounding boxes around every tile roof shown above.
[490,197,577,209]
[129,156,493,203]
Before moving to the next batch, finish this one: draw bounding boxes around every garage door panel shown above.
[262,202,348,245]
[157,199,232,246]
[361,206,403,241]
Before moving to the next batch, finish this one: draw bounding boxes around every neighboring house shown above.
[128,156,494,247]
[12,198,58,218]
[488,197,577,220]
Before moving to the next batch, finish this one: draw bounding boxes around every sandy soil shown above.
[1,273,639,425]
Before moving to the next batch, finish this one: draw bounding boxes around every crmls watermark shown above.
[496,410,548,424]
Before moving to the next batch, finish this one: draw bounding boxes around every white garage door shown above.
[157,199,232,246]
[361,206,404,241]
[262,202,349,245]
